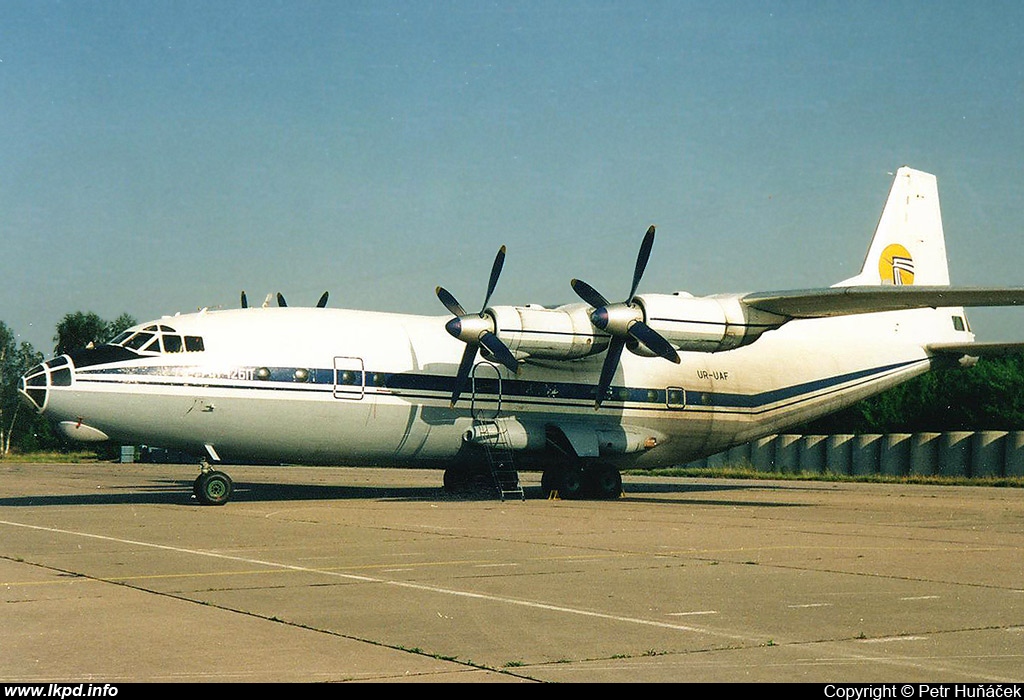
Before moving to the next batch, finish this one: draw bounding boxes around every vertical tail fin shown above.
[837,167,950,287]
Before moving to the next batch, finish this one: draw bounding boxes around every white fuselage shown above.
[28,302,969,468]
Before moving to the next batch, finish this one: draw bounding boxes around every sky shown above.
[3,1,1024,355]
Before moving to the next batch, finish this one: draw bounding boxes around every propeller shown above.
[570,225,680,408]
[436,245,519,407]
[275,291,329,308]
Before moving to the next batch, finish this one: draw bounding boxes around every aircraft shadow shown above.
[0,477,802,508]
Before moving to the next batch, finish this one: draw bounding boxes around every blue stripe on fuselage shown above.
[72,358,926,413]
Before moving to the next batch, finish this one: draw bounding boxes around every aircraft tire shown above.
[443,468,472,493]
[443,466,492,496]
[586,463,623,500]
[196,470,233,506]
[556,464,586,500]
[540,468,557,498]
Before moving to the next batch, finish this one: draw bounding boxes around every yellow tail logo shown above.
[879,244,914,285]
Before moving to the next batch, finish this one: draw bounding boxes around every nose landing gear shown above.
[194,469,233,505]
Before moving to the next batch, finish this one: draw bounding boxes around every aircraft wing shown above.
[741,286,1024,319]
[927,341,1024,357]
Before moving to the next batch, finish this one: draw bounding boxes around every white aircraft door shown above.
[470,362,501,420]
[333,356,365,400]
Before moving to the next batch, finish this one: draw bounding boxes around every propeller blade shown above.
[277,293,287,307]
[437,245,518,406]
[479,331,519,374]
[436,287,466,317]
[481,245,506,311]
[595,337,626,408]
[449,343,478,407]
[240,291,248,309]
[629,225,656,300]
[572,225,677,408]
[570,278,610,309]
[317,291,329,308]
[628,321,681,364]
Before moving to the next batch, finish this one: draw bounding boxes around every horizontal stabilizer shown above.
[928,341,1024,358]
[742,286,1024,319]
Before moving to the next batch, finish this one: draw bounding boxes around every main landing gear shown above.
[193,466,233,506]
[541,462,623,500]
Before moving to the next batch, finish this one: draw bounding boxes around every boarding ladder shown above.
[475,419,525,501]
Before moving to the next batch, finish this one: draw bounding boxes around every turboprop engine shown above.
[484,293,787,362]
[627,292,788,355]
[486,303,610,360]
[437,226,789,408]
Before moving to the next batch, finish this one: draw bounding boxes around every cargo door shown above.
[470,362,502,420]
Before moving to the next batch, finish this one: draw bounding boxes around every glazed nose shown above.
[19,356,72,412]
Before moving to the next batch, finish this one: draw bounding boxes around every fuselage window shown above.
[337,370,363,385]
[666,386,686,410]
[952,316,966,332]
[184,336,205,352]
[162,335,183,353]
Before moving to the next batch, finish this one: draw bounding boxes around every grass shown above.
[631,464,1024,487]
[0,450,106,464]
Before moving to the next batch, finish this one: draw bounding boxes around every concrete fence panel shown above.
[851,434,882,476]
[799,435,828,474]
[910,433,941,476]
[938,431,972,477]
[971,431,1007,478]
[879,433,911,476]
[825,434,853,476]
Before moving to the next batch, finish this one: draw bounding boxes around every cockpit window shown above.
[123,332,155,350]
[110,325,205,354]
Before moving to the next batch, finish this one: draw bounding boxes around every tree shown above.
[53,311,137,356]
[107,312,137,339]
[0,321,44,456]
[802,354,1024,434]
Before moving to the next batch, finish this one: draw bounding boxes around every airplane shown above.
[18,166,1024,505]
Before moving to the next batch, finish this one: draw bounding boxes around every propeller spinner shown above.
[571,225,680,408]
[436,245,519,407]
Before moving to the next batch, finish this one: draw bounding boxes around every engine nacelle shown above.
[463,418,546,450]
[463,417,663,456]
[482,294,787,361]
[487,303,609,360]
[631,293,788,354]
